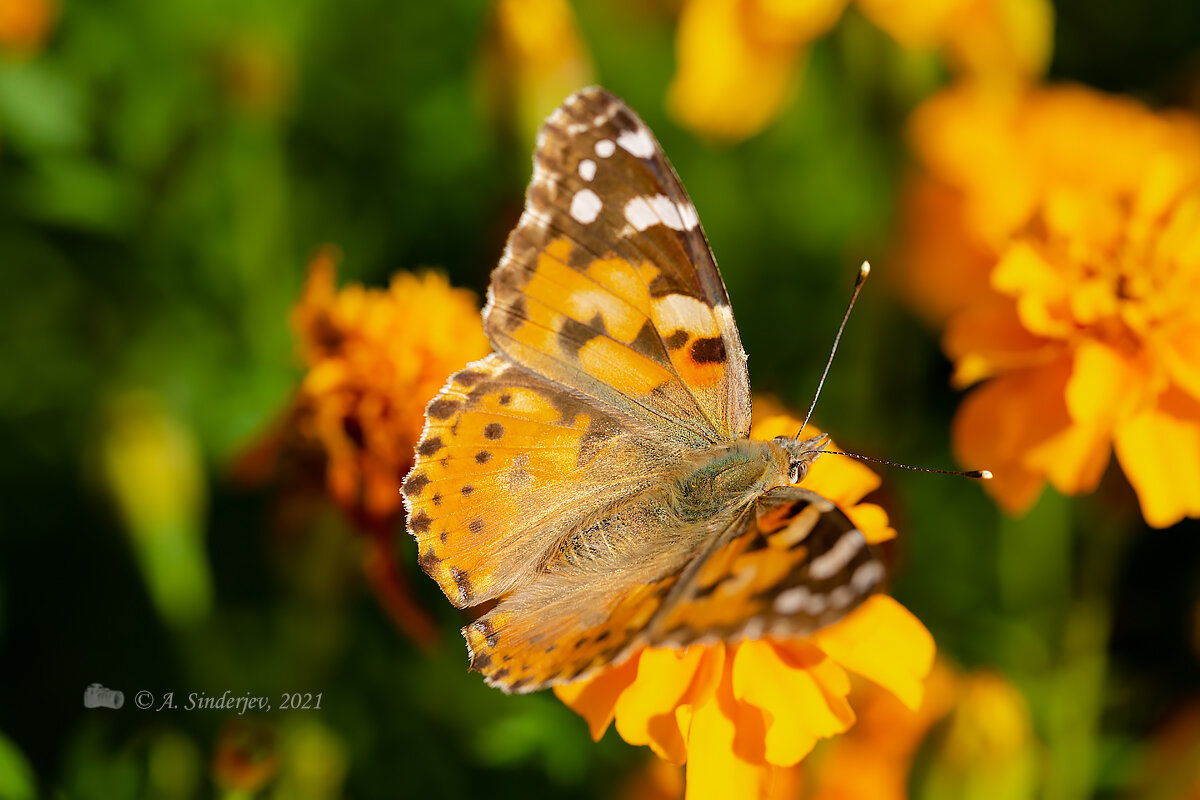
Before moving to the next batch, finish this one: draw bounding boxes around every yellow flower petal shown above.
[615,645,719,763]
[992,241,1073,339]
[668,0,805,141]
[554,652,641,741]
[857,0,965,48]
[1113,391,1200,528]
[944,294,1056,387]
[812,596,935,711]
[683,701,773,800]
[942,0,1055,83]
[1161,317,1200,402]
[732,640,853,766]
[1065,339,1147,428]
[846,502,895,544]
[747,0,848,46]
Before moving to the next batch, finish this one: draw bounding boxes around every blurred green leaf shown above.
[0,62,87,153]
[0,732,35,800]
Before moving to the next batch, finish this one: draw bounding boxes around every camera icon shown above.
[83,683,125,710]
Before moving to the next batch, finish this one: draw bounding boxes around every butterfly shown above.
[401,87,883,693]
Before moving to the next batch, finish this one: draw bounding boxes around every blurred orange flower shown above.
[481,0,594,150]
[1137,701,1200,799]
[899,84,1200,527]
[802,660,959,800]
[622,662,1039,800]
[555,412,934,800]
[0,0,55,55]
[669,0,1052,140]
[255,248,490,644]
[213,720,279,794]
[291,247,491,525]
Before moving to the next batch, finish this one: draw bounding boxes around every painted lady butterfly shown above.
[402,87,884,693]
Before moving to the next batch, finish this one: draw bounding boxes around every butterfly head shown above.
[773,433,831,485]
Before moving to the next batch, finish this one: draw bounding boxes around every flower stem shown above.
[1042,502,1125,800]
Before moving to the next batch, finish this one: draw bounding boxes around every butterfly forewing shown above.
[485,86,751,447]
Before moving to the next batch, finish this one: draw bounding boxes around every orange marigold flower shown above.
[291,248,491,524]
[213,720,279,794]
[0,0,55,55]
[899,84,1200,527]
[555,412,934,800]
[668,0,1052,141]
[481,0,594,151]
[272,249,489,646]
[802,660,959,800]
[1136,700,1200,799]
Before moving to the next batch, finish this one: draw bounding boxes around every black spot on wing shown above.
[556,313,606,356]
[452,568,473,603]
[427,397,461,420]
[690,337,726,364]
[418,437,444,457]
[403,472,430,497]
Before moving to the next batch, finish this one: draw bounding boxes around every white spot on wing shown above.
[654,294,721,337]
[774,586,811,615]
[851,560,884,592]
[653,197,685,230]
[616,126,656,158]
[622,194,698,232]
[569,188,603,224]
[578,159,596,181]
[828,586,856,610]
[677,201,700,230]
[742,617,766,640]
[623,196,657,231]
[595,139,616,158]
[809,530,865,580]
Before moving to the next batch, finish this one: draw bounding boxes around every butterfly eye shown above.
[789,461,805,484]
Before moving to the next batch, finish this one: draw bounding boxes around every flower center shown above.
[1023,184,1199,355]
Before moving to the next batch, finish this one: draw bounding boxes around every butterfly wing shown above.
[484,86,751,448]
[402,354,676,609]
[645,486,885,647]
[463,486,884,693]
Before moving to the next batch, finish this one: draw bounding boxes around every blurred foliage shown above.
[1,0,1198,798]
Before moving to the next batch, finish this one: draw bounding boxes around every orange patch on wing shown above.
[521,239,653,344]
[405,355,606,607]
[578,336,675,394]
[652,294,728,391]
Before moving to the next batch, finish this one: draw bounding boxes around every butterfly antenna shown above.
[797,261,871,438]
[823,449,992,480]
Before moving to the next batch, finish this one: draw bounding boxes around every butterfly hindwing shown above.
[647,486,884,647]
[459,486,883,694]
[402,354,670,608]
[485,86,751,448]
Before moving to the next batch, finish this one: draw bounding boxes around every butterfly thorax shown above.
[670,439,794,523]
